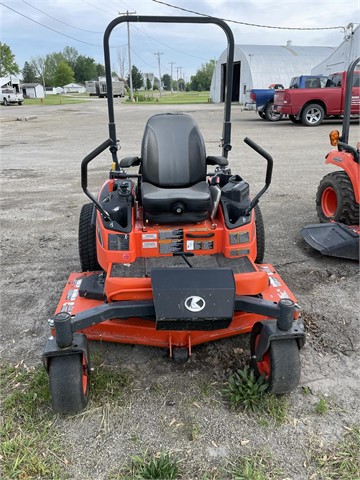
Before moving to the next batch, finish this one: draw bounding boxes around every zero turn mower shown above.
[43,16,305,413]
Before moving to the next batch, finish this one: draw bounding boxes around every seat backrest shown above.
[141,113,207,188]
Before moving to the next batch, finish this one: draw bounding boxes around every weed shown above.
[259,394,289,425]
[0,363,68,479]
[119,450,180,479]
[90,364,133,405]
[312,426,360,479]
[315,397,328,415]
[224,366,268,412]
[227,451,283,480]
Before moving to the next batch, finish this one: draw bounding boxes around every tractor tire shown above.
[254,205,265,264]
[316,171,359,225]
[264,102,283,122]
[79,203,102,271]
[49,353,90,414]
[301,103,324,126]
[251,330,301,394]
[289,115,301,124]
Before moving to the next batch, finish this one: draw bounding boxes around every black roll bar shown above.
[341,56,360,146]
[103,15,235,161]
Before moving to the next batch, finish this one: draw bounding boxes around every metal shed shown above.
[210,43,335,103]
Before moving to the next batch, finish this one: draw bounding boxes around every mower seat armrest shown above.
[206,155,228,166]
[120,156,141,168]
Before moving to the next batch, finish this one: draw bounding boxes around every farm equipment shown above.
[301,57,360,260]
[43,16,305,414]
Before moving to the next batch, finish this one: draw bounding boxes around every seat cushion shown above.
[142,181,212,224]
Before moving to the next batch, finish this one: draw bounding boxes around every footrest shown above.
[151,268,235,330]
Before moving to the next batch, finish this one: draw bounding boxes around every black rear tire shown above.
[301,103,324,126]
[264,102,283,122]
[49,353,90,414]
[258,111,266,119]
[289,115,301,124]
[316,171,359,225]
[79,203,101,271]
[254,205,265,263]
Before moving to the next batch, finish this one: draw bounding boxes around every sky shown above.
[0,0,358,80]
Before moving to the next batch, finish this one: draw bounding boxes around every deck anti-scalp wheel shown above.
[250,327,301,394]
[316,171,359,225]
[49,353,90,414]
[79,203,102,271]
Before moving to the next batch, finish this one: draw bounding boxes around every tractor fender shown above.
[325,150,360,203]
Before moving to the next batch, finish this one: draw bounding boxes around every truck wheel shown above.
[258,111,266,119]
[251,328,301,394]
[49,353,90,414]
[301,103,324,126]
[79,203,102,271]
[18,102,22,106]
[264,103,283,122]
[3,98,8,106]
[289,115,301,124]
[254,205,265,263]
[316,171,359,225]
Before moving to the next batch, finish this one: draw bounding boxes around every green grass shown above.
[224,366,268,412]
[312,426,360,479]
[0,364,68,479]
[90,363,133,405]
[315,397,328,415]
[132,91,211,104]
[23,95,88,106]
[228,451,283,480]
[112,450,181,479]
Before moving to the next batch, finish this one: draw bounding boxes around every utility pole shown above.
[154,51,164,96]
[119,10,136,101]
[169,61,175,94]
[176,66,182,91]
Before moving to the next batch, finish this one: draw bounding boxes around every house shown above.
[21,83,45,99]
[63,83,86,93]
[45,86,65,95]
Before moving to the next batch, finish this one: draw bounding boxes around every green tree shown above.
[30,55,47,86]
[190,59,216,92]
[146,77,152,90]
[44,52,66,86]
[73,55,97,83]
[128,65,143,90]
[54,61,74,86]
[62,46,79,71]
[0,42,19,76]
[22,61,37,83]
[162,73,171,91]
[96,63,105,77]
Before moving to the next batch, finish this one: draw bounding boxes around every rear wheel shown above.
[301,103,324,126]
[79,203,101,271]
[264,102,283,122]
[316,171,359,225]
[254,205,265,263]
[49,353,90,413]
[289,115,301,124]
[258,111,266,119]
[251,329,301,394]
[3,98,8,106]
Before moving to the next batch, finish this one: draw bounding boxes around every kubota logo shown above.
[184,296,206,312]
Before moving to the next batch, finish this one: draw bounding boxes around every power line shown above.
[80,0,115,17]
[151,0,345,31]
[22,0,103,33]
[1,2,127,49]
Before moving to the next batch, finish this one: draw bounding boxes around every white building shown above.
[210,43,334,103]
[21,83,45,99]
[63,83,86,93]
[311,24,360,75]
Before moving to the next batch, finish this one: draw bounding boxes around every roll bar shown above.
[341,56,360,145]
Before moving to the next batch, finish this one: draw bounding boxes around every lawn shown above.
[23,95,89,106]
[132,91,211,104]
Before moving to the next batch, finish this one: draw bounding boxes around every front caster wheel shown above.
[251,330,300,394]
[49,353,90,413]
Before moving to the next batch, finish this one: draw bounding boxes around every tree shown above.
[22,61,37,83]
[0,42,19,76]
[117,48,127,79]
[162,73,171,91]
[96,63,105,77]
[190,59,216,92]
[128,65,143,90]
[146,77,152,90]
[30,55,47,86]
[73,55,96,83]
[54,61,74,86]
[62,46,79,71]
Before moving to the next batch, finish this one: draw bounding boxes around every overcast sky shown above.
[1,0,358,80]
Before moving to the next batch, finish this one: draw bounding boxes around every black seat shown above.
[140,113,213,224]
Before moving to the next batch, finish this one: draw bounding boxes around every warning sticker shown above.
[187,240,194,251]
[142,233,157,240]
[159,229,183,240]
[66,289,79,301]
[108,233,129,251]
[143,241,157,249]
[61,302,74,314]
[159,240,183,254]
[269,276,281,287]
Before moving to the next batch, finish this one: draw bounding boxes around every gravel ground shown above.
[0,100,359,479]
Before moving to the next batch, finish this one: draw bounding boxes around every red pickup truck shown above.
[274,70,360,126]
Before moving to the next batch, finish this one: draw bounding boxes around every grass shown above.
[132,91,211,104]
[312,426,360,479]
[112,450,181,479]
[0,363,68,479]
[90,363,133,405]
[228,451,283,480]
[224,366,268,412]
[315,397,328,415]
[23,95,88,106]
